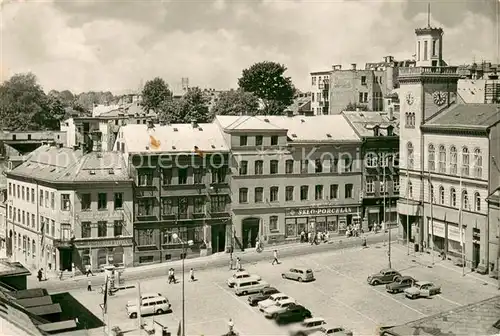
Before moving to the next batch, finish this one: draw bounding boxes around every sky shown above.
[1,0,499,94]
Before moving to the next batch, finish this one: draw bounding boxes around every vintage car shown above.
[367,268,402,285]
[247,287,280,306]
[404,281,441,299]
[258,293,293,311]
[262,299,297,319]
[275,305,312,325]
[385,276,416,294]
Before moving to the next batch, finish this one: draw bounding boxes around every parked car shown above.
[227,271,261,287]
[404,281,441,299]
[248,287,280,306]
[126,292,163,307]
[310,325,353,336]
[289,317,327,336]
[234,279,269,296]
[367,269,401,285]
[385,276,416,294]
[275,305,312,325]
[282,267,315,282]
[262,299,297,318]
[259,293,293,311]
[126,296,171,318]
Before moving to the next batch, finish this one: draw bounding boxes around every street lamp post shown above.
[172,233,193,336]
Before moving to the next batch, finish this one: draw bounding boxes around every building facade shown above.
[342,110,400,230]
[5,145,134,273]
[116,122,231,266]
[215,115,363,247]
[310,71,330,115]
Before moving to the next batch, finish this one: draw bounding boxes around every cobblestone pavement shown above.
[69,238,498,336]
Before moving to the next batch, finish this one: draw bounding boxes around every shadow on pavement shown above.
[51,292,104,330]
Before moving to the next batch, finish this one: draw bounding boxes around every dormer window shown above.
[373,125,380,136]
[387,126,394,136]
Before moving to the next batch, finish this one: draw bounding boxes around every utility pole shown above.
[429,170,434,265]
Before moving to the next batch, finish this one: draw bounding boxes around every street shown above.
[70,240,499,336]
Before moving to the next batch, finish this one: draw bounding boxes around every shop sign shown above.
[286,207,355,217]
[448,225,465,243]
[428,220,445,238]
[74,238,132,248]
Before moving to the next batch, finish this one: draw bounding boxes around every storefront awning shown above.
[397,200,422,216]
[368,208,380,214]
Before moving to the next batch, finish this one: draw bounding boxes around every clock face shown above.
[433,91,447,106]
[405,92,414,105]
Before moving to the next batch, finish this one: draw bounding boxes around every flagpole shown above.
[459,172,465,276]
[429,170,434,265]
[406,168,410,255]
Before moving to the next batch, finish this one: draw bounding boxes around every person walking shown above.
[190,268,195,282]
[168,268,174,284]
[228,318,234,333]
[271,249,280,265]
[229,257,234,271]
[235,257,241,271]
[85,264,94,277]
[37,268,43,282]
[87,279,92,291]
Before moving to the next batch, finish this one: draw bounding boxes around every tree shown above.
[141,77,172,113]
[212,89,259,116]
[238,61,295,115]
[345,102,369,111]
[158,87,212,124]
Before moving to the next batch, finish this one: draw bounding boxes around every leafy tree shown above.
[345,102,369,111]
[238,61,295,115]
[212,89,259,116]
[74,91,115,111]
[159,87,212,123]
[141,77,172,113]
[34,95,66,130]
[49,89,75,107]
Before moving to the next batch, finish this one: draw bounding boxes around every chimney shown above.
[191,119,198,128]
[147,120,155,129]
[332,64,342,71]
[351,63,357,71]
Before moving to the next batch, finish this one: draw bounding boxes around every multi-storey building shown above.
[309,71,330,115]
[115,121,231,265]
[397,22,500,271]
[342,110,400,230]
[457,68,500,104]
[214,115,363,247]
[5,145,134,273]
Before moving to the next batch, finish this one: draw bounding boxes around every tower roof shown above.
[415,27,443,36]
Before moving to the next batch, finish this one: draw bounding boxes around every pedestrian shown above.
[168,268,174,284]
[87,279,92,291]
[300,230,305,243]
[85,264,94,277]
[235,257,241,271]
[59,270,63,280]
[271,250,280,265]
[228,318,234,333]
[171,269,176,283]
[307,232,312,244]
[37,268,43,282]
[71,263,75,278]
[190,268,195,282]
[229,257,234,271]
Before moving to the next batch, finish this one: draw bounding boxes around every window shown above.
[26,213,30,227]
[45,191,49,208]
[137,199,153,216]
[162,198,173,215]
[393,176,400,193]
[239,161,248,175]
[450,188,457,207]
[256,135,263,146]
[81,222,91,238]
[408,181,413,198]
[270,187,279,202]
[300,186,308,201]
[211,195,227,213]
[424,40,428,61]
[439,186,445,204]
[162,169,172,185]
[31,188,35,203]
[380,177,386,193]
[359,92,368,103]
[475,192,481,211]
[328,184,338,199]
[330,158,338,173]
[32,214,35,230]
[81,193,91,210]
[312,76,316,86]
[407,142,414,169]
[61,194,70,211]
[8,183,11,196]
[240,136,247,146]
[462,190,469,210]
[285,186,294,201]
[301,160,309,174]
[254,187,263,203]
[438,145,446,173]
[178,168,188,184]
[98,221,107,237]
[366,153,377,168]
[366,177,374,193]
[343,157,352,172]
[429,183,434,202]
[380,153,391,167]
[428,144,435,171]
[22,211,25,225]
[138,229,155,246]
[432,39,437,56]
[114,193,123,209]
[255,161,263,175]
[98,193,107,210]
[271,136,278,146]
[269,216,278,231]
[50,192,54,209]
[450,146,457,175]
[193,168,203,184]
[361,76,367,85]
[315,159,322,173]
[16,185,19,199]
[138,170,153,186]
[178,197,188,218]
[21,186,25,201]
[473,148,482,178]
[39,190,43,206]
[211,167,227,183]
[462,147,470,176]
[270,160,279,174]
[285,160,294,174]
[345,184,353,198]
[114,220,123,237]
[239,188,248,203]
[315,185,323,200]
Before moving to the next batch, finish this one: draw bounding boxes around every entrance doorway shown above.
[59,248,73,271]
[242,218,259,248]
[211,224,226,253]
[473,242,480,269]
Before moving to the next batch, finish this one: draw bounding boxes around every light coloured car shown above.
[282,268,315,282]
[310,325,353,336]
[262,298,297,318]
[258,293,293,311]
[126,296,171,318]
[289,317,328,336]
[126,292,163,307]
[227,271,261,287]
[404,281,441,299]
[234,279,269,296]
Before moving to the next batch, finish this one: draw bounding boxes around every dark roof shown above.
[342,111,400,137]
[26,303,62,316]
[0,260,31,277]
[10,288,48,300]
[16,296,53,308]
[426,103,500,128]
[286,96,312,114]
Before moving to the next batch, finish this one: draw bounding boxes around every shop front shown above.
[427,219,464,256]
[284,206,361,239]
[74,237,134,271]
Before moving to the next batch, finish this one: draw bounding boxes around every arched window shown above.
[428,144,435,171]
[462,190,469,210]
[411,113,416,127]
[429,183,434,202]
[462,147,470,176]
[475,192,481,211]
[438,145,446,173]
[32,240,36,258]
[408,181,413,198]
[473,148,482,178]
[450,146,457,175]
[439,186,445,204]
[450,188,456,207]
[407,142,414,169]
[405,112,410,127]
[365,153,377,168]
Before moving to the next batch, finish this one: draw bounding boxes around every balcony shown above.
[54,237,74,249]
[399,66,459,77]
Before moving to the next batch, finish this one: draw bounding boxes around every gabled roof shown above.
[216,115,285,131]
[425,103,500,129]
[120,123,229,154]
[342,111,400,137]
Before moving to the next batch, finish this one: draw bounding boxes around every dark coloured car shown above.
[367,268,401,286]
[275,305,312,325]
[385,276,416,294]
[247,287,280,306]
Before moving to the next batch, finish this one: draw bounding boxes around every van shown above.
[281,267,315,282]
[126,296,171,318]
[234,279,270,296]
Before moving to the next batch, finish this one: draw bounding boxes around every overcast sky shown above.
[1,0,498,94]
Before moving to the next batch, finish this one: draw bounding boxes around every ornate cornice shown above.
[421,125,488,137]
